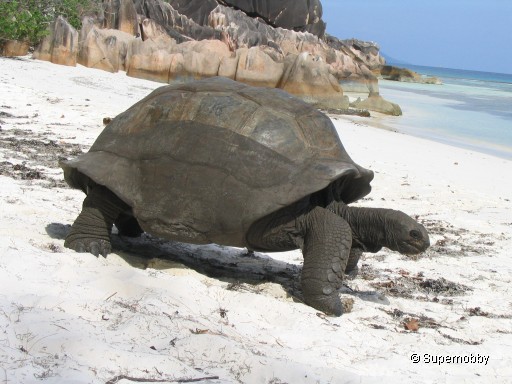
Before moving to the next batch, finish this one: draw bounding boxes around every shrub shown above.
[0,0,102,45]
[52,0,103,31]
[0,1,51,44]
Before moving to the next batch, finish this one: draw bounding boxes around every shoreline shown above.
[1,56,512,383]
[374,79,512,161]
[344,109,512,162]
[6,54,511,161]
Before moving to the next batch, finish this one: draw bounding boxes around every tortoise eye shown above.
[410,230,422,240]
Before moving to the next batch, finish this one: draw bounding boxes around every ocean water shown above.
[376,65,512,160]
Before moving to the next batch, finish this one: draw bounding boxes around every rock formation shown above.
[134,0,221,42]
[380,65,442,85]
[206,5,379,93]
[78,24,133,72]
[164,0,325,37]
[33,16,78,66]
[126,37,175,83]
[351,93,402,116]
[279,52,348,109]
[325,36,385,71]
[32,0,402,114]
[230,46,285,88]
[0,40,30,57]
[103,0,140,36]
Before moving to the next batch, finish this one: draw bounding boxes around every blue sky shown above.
[321,0,512,74]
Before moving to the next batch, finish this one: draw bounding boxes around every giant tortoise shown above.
[61,77,429,316]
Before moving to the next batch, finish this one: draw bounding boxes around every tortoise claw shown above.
[74,241,86,253]
[305,293,343,317]
[90,242,100,257]
[65,238,111,257]
[345,266,359,280]
[98,240,111,257]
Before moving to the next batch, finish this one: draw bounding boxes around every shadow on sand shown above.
[46,222,389,306]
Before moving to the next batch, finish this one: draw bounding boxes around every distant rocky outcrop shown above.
[33,16,78,66]
[380,65,442,85]
[325,36,384,71]
[32,0,401,114]
[351,93,402,116]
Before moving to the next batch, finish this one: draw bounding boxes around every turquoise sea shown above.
[376,65,512,160]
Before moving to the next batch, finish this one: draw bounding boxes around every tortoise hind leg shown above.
[65,185,128,256]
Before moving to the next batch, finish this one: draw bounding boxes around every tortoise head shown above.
[383,210,430,255]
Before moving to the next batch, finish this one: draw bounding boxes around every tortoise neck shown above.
[326,201,394,252]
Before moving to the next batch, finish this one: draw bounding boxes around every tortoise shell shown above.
[61,77,373,247]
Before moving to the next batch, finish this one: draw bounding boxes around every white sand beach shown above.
[1,56,511,383]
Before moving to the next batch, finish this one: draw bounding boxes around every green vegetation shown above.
[0,0,102,45]
[0,1,49,44]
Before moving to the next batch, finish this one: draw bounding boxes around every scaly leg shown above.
[299,207,352,316]
[247,203,352,316]
[65,186,127,256]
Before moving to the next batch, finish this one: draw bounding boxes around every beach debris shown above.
[382,308,441,330]
[369,270,471,302]
[219,307,228,319]
[465,306,512,319]
[403,318,420,332]
[0,161,45,180]
[0,127,84,187]
[46,242,62,253]
[418,277,470,295]
[341,297,355,313]
[418,219,501,258]
[104,374,220,384]
[190,328,209,335]
[468,307,489,317]
[436,331,482,346]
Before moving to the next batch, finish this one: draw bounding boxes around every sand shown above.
[1,56,511,384]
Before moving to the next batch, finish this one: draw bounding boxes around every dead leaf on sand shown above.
[404,318,420,332]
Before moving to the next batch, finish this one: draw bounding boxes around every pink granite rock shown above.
[33,16,78,66]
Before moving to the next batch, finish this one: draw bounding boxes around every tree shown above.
[0,0,102,45]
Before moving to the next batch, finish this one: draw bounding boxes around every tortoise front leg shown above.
[65,186,127,256]
[299,207,352,316]
[247,203,352,316]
